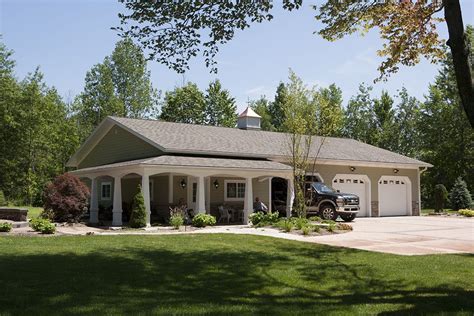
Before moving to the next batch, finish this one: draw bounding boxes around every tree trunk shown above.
[443,0,474,127]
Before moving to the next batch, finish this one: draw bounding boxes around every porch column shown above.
[89,177,99,224]
[112,175,123,226]
[268,177,273,213]
[168,174,173,204]
[196,175,206,214]
[286,177,294,218]
[243,177,253,224]
[141,172,151,227]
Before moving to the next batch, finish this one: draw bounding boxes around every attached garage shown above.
[378,176,412,216]
[332,174,371,217]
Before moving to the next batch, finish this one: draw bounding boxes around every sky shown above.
[1,0,473,112]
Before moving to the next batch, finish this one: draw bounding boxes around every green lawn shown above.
[9,205,44,219]
[0,235,472,315]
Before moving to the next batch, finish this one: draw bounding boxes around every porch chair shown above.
[218,205,231,224]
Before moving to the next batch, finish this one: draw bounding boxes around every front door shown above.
[187,177,198,211]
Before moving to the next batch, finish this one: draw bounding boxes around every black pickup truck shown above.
[305,182,360,222]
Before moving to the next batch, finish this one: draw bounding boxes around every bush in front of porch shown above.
[129,187,147,228]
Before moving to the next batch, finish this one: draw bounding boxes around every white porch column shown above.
[89,177,99,224]
[196,175,206,214]
[268,177,273,213]
[168,174,173,204]
[286,177,294,218]
[243,177,253,224]
[141,172,151,227]
[112,175,123,226]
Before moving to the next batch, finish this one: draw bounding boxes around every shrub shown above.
[312,225,321,233]
[327,223,336,233]
[292,217,309,230]
[433,184,448,213]
[192,214,216,227]
[308,216,322,222]
[169,214,184,229]
[249,211,280,227]
[337,223,353,231]
[0,190,7,206]
[301,225,311,236]
[450,177,473,210]
[458,209,474,217]
[43,173,90,222]
[249,212,265,226]
[29,218,55,234]
[0,222,12,232]
[322,219,336,225]
[129,187,147,228]
[276,219,293,232]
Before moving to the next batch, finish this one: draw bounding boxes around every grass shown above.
[7,205,44,219]
[0,235,472,315]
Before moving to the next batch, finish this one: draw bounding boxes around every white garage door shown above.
[378,176,410,216]
[333,175,369,217]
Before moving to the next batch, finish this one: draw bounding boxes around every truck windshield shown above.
[312,182,337,194]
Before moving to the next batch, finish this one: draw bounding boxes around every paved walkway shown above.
[307,216,474,255]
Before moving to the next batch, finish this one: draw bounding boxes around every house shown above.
[67,107,432,226]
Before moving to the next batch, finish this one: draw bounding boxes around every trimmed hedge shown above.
[192,214,216,227]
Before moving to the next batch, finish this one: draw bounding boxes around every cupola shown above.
[237,106,261,130]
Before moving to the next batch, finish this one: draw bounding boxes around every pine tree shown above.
[450,177,472,210]
[130,186,147,228]
[269,82,287,131]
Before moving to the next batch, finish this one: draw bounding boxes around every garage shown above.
[378,176,412,216]
[332,174,370,217]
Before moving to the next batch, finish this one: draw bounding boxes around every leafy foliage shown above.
[204,80,237,127]
[458,209,474,217]
[129,187,147,228]
[192,214,216,228]
[433,184,448,213]
[0,222,12,232]
[43,173,90,222]
[160,82,206,124]
[251,97,274,131]
[0,190,6,206]
[169,214,184,229]
[115,1,302,73]
[449,177,472,211]
[249,211,279,227]
[29,218,55,234]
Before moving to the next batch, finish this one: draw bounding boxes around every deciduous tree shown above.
[160,82,206,124]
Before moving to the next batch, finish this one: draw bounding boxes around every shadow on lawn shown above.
[0,237,472,315]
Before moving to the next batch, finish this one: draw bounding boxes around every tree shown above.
[43,173,90,222]
[204,80,237,127]
[251,97,275,132]
[76,38,158,137]
[343,84,376,144]
[315,84,344,137]
[160,82,206,124]
[116,1,473,126]
[282,70,317,218]
[372,91,398,151]
[449,177,472,210]
[395,88,421,157]
[130,187,147,228]
[269,82,288,131]
[433,184,448,213]
[0,40,80,205]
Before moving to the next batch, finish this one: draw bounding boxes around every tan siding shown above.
[173,176,187,205]
[79,125,162,168]
[253,178,270,207]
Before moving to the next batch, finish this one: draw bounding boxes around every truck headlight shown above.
[336,198,345,207]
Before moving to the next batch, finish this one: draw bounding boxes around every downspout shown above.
[418,167,428,215]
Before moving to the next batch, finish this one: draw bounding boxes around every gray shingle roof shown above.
[72,155,292,174]
[110,116,431,167]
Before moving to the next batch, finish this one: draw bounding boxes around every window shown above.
[192,182,197,203]
[224,180,246,201]
[101,182,112,200]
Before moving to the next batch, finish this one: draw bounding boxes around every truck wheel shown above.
[320,204,337,221]
[341,213,356,222]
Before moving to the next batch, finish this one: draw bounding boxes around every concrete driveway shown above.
[315,216,474,255]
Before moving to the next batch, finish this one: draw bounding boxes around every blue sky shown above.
[1,0,473,112]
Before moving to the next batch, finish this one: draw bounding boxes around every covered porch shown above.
[72,156,294,227]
